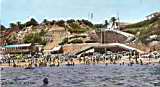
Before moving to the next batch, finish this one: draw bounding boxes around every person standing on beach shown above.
[96,57,99,64]
[7,54,11,66]
[8,58,11,66]
[110,57,113,64]
[79,57,82,63]
[83,57,86,64]
[134,50,139,64]
[140,59,143,65]
[93,57,96,64]
[129,54,131,61]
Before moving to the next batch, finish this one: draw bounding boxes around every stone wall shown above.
[96,31,128,43]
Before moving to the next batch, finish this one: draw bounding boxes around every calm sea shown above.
[1,64,160,87]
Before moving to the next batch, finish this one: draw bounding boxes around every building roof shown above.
[4,43,32,48]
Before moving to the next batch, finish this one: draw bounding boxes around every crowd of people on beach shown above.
[0,50,160,69]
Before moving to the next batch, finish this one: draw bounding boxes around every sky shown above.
[1,0,160,27]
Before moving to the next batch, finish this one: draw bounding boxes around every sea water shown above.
[1,64,160,87]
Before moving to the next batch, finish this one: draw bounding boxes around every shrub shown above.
[50,20,56,25]
[69,39,83,44]
[85,40,97,43]
[39,29,46,36]
[81,35,87,38]
[24,33,47,45]
[81,19,93,27]
[68,28,88,33]
[94,24,105,28]
[63,38,69,43]
[69,23,81,29]
[42,19,50,25]
[56,20,65,27]
[66,19,75,24]
[59,42,64,45]
[59,38,69,45]
[69,35,87,39]
[1,25,6,31]
[25,18,38,27]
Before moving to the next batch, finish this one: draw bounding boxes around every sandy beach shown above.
[0,57,160,68]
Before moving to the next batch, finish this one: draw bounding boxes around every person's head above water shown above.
[43,78,49,85]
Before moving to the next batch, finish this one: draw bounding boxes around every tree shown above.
[30,18,38,25]
[50,20,56,25]
[0,25,6,31]
[110,17,117,28]
[42,19,50,25]
[43,19,47,23]
[17,21,21,26]
[56,20,65,27]
[25,18,38,27]
[66,19,75,24]
[81,19,93,27]
[94,24,104,28]
[16,21,24,29]
[9,23,17,29]
[104,20,109,28]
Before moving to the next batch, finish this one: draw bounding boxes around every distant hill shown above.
[1,13,160,51]
[122,13,160,45]
[0,19,94,50]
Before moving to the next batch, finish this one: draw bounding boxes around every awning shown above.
[4,43,32,48]
[51,46,62,51]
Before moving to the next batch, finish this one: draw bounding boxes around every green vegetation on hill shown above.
[69,39,83,44]
[66,19,94,33]
[24,30,47,45]
[125,16,159,28]
[59,35,87,45]
[124,16,160,44]
[1,18,95,45]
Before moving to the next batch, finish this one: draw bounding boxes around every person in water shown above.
[40,78,49,87]
[140,59,143,65]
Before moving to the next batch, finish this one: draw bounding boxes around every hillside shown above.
[1,13,160,51]
[0,19,95,50]
[123,14,160,44]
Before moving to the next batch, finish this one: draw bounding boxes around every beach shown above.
[0,56,160,68]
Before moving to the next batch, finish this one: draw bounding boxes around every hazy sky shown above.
[1,0,160,27]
